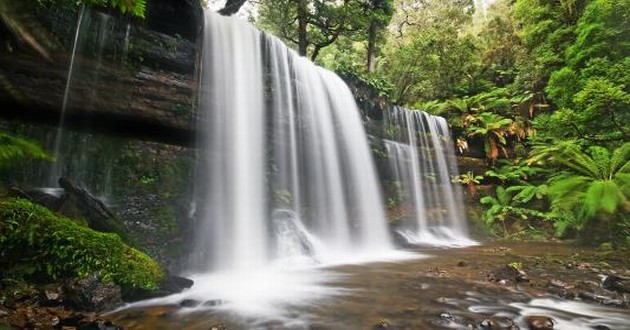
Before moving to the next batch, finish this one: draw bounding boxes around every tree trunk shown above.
[217,0,248,16]
[366,20,378,72]
[297,0,308,57]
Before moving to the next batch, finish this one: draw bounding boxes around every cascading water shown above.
[46,8,126,199]
[132,11,411,318]
[193,12,394,273]
[385,106,476,246]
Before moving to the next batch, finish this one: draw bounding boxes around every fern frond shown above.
[609,142,630,176]
[583,180,622,217]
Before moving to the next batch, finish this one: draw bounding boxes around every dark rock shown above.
[122,275,193,302]
[524,316,554,330]
[10,187,65,210]
[457,260,468,267]
[487,265,529,284]
[602,275,630,294]
[63,274,122,312]
[39,285,64,307]
[477,316,519,329]
[432,312,475,329]
[577,291,626,307]
[271,209,315,257]
[179,299,200,308]
[203,299,223,307]
[371,319,411,330]
[491,317,519,329]
[390,229,415,249]
[58,177,126,237]
[162,275,194,292]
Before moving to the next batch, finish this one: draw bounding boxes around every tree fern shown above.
[540,142,629,236]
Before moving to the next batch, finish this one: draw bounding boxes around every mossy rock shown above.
[0,198,165,291]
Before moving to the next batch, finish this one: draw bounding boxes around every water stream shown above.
[385,107,475,246]
[103,11,630,330]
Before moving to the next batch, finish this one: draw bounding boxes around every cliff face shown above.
[0,0,202,146]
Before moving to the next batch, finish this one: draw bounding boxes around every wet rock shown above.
[487,265,529,284]
[162,275,194,292]
[524,316,554,330]
[602,275,630,294]
[39,286,64,307]
[432,312,475,329]
[203,299,223,307]
[122,275,193,302]
[63,274,122,312]
[372,319,411,330]
[209,324,228,330]
[577,292,627,307]
[58,177,126,237]
[179,299,200,308]
[477,316,519,329]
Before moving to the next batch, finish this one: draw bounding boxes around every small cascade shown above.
[192,11,395,275]
[47,8,129,199]
[270,209,319,266]
[385,107,476,246]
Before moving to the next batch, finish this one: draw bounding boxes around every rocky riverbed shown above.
[2,241,628,329]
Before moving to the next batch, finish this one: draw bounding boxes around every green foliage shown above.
[466,112,513,164]
[480,186,551,237]
[542,0,629,144]
[529,142,629,235]
[0,131,52,168]
[484,160,542,183]
[0,199,165,290]
[257,0,387,61]
[453,171,483,196]
[35,0,147,18]
[337,65,393,97]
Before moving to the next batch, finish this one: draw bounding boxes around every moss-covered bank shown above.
[0,198,165,291]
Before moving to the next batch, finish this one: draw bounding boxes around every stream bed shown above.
[108,242,630,329]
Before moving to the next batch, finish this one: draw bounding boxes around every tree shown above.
[364,0,394,72]
[217,0,248,15]
[379,0,477,104]
[543,0,630,144]
[257,0,370,60]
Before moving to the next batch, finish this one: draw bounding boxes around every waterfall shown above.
[193,12,394,273]
[385,107,476,246]
[46,8,125,200]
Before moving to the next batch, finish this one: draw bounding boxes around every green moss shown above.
[0,198,165,290]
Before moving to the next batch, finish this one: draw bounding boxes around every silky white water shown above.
[172,11,413,318]
[385,107,476,247]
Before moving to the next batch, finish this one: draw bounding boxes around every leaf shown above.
[583,180,622,216]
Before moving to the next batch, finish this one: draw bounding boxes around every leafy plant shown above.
[0,199,165,290]
[453,171,483,196]
[466,112,513,164]
[484,160,542,183]
[529,141,630,235]
[0,131,52,168]
[480,186,548,237]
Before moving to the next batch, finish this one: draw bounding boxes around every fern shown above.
[0,132,52,168]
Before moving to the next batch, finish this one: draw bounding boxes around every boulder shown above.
[62,274,122,312]
[122,275,193,302]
